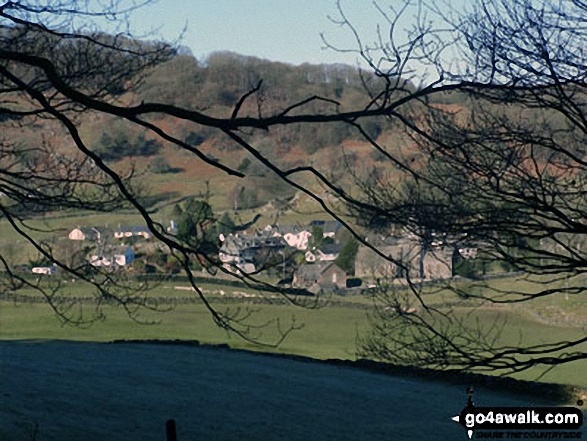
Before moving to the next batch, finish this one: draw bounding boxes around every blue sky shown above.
[129,0,427,67]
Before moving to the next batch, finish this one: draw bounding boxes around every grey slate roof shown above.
[319,243,343,255]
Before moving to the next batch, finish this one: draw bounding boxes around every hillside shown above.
[4,43,573,244]
[0,48,421,264]
[2,49,422,218]
[100,51,412,211]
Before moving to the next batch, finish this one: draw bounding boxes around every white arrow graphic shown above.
[451,415,474,439]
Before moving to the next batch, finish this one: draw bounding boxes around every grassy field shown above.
[1,283,586,389]
[0,299,368,360]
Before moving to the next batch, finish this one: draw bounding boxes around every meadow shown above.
[1,277,586,390]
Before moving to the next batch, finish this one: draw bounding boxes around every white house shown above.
[114,226,151,239]
[458,246,478,259]
[90,246,135,268]
[167,220,178,234]
[305,250,317,263]
[274,225,312,250]
[305,243,343,262]
[69,227,101,241]
[90,255,114,267]
[263,224,312,250]
[32,266,56,275]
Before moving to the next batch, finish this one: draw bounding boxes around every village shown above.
[24,217,480,295]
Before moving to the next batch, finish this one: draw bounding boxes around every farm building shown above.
[90,246,135,268]
[355,236,453,282]
[219,233,286,274]
[293,262,347,293]
[305,243,343,263]
[264,224,312,250]
[69,227,101,241]
[32,266,56,275]
[114,226,151,240]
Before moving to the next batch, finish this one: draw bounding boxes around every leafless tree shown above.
[328,0,587,375]
[2,0,587,369]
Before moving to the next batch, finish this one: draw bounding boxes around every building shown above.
[305,243,343,262]
[114,226,151,240]
[354,236,453,282]
[316,243,343,261]
[307,220,344,241]
[262,224,313,250]
[219,235,255,273]
[90,246,135,268]
[293,262,347,293]
[32,266,56,275]
[69,227,101,241]
[322,220,343,240]
[277,225,312,250]
[457,246,478,260]
[219,233,287,274]
[167,220,178,234]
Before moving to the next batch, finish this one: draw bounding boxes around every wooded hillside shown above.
[134,50,398,155]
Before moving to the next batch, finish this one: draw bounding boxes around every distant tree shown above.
[164,257,182,274]
[134,134,162,157]
[228,185,259,210]
[95,131,130,161]
[452,256,478,279]
[185,131,206,147]
[171,204,183,219]
[149,157,173,174]
[216,212,237,237]
[150,248,168,268]
[228,185,241,211]
[362,119,382,141]
[95,130,161,161]
[137,55,204,107]
[29,254,52,268]
[335,237,359,275]
[237,157,251,173]
[176,199,217,255]
[126,257,141,272]
[309,225,324,249]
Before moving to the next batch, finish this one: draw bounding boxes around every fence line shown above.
[0,292,374,310]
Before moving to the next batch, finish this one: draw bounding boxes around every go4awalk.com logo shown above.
[451,388,584,439]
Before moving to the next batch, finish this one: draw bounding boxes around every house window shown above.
[332,273,337,283]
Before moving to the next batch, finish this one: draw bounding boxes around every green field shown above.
[1,284,586,390]
[0,298,368,359]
